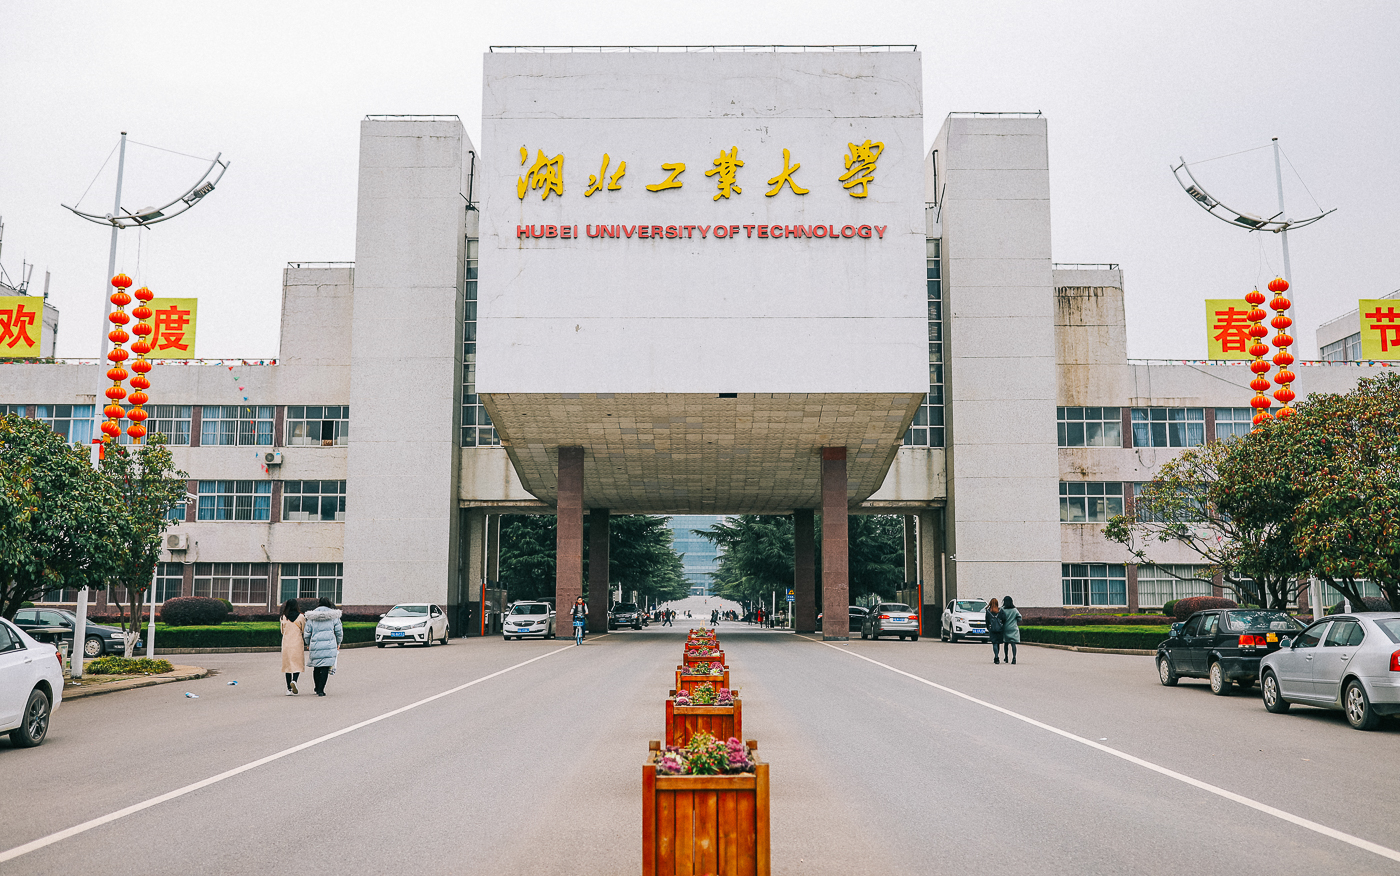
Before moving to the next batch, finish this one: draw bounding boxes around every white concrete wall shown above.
[343,118,468,607]
[477,51,927,396]
[279,265,355,367]
[863,446,946,505]
[939,116,1062,607]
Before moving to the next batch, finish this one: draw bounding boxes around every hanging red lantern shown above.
[103,275,134,443]
[125,286,157,442]
[1269,277,1296,417]
[1244,286,1272,424]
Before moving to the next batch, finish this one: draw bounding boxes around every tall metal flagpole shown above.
[74,132,128,680]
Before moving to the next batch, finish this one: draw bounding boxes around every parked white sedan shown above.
[0,617,64,747]
[375,603,450,647]
[1260,612,1400,730]
[503,602,556,640]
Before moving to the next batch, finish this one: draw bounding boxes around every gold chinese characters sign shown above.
[1360,299,1400,360]
[144,298,197,359]
[1205,299,1254,361]
[0,297,42,358]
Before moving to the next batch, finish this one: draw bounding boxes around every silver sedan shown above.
[861,603,920,641]
[1260,612,1400,730]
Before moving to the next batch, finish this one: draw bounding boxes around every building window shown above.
[1131,407,1204,448]
[194,562,269,605]
[119,404,191,446]
[1062,563,1127,606]
[197,480,272,521]
[1132,482,1205,524]
[279,563,344,604]
[0,404,26,417]
[1320,332,1362,362]
[905,238,945,447]
[1214,407,1254,442]
[166,499,186,522]
[200,405,274,446]
[1059,482,1124,523]
[36,404,94,445]
[287,406,349,446]
[155,562,185,602]
[283,480,346,522]
[38,587,78,603]
[1057,407,1122,447]
[461,239,499,447]
[1136,564,1213,608]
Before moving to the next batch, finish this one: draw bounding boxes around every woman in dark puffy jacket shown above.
[302,597,343,696]
[985,597,1005,664]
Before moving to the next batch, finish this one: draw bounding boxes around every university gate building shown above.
[6,49,1383,635]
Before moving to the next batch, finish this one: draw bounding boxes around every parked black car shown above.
[1157,608,1305,695]
[816,606,868,633]
[609,602,643,630]
[12,608,136,658]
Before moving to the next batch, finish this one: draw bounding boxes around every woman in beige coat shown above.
[280,599,306,695]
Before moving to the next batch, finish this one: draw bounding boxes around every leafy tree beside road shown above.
[498,514,688,605]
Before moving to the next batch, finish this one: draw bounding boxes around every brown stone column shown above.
[588,508,610,634]
[1127,564,1140,614]
[903,515,917,588]
[793,509,816,633]
[821,448,849,641]
[555,447,585,630]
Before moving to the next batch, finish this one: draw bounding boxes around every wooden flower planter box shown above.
[666,698,742,747]
[675,668,730,696]
[683,650,724,668]
[643,744,770,876]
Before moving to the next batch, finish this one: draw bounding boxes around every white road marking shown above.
[0,644,578,864]
[803,636,1400,865]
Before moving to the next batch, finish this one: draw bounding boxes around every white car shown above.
[940,598,990,643]
[504,602,556,640]
[375,603,450,647]
[0,617,64,747]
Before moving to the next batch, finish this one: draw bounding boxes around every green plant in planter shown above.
[692,682,717,705]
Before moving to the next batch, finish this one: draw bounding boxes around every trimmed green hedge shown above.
[1021,625,1170,651]
[151,622,378,649]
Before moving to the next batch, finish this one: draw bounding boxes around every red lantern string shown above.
[102,275,133,442]
[1267,277,1295,419]
[1244,287,1272,426]
[126,286,155,442]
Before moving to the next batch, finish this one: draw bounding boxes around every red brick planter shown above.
[642,743,770,876]
[683,650,724,668]
[675,668,730,696]
[666,698,742,748]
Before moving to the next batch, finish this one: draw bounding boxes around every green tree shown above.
[1237,373,1400,611]
[0,415,120,619]
[498,515,557,602]
[848,515,906,601]
[698,516,796,607]
[98,435,189,656]
[1104,439,1304,609]
[498,514,689,605]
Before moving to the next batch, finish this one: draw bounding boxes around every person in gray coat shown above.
[1000,596,1022,665]
[302,597,344,696]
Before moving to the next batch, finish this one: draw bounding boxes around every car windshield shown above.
[955,601,987,612]
[510,604,548,615]
[386,605,429,617]
[1225,610,1304,633]
[880,604,912,613]
[1375,618,1400,644]
[613,604,638,612]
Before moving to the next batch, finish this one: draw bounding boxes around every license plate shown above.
[1266,633,1278,643]
[391,631,405,637]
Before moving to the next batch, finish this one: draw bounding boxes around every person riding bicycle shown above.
[571,596,587,645]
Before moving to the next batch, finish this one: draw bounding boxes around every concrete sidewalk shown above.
[63,665,209,700]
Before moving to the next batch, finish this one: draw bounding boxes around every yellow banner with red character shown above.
[1359,299,1400,360]
[1205,299,1254,361]
[0,297,42,358]
[145,298,197,359]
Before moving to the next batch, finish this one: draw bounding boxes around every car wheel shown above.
[949,632,959,643]
[940,626,948,642]
[1345,680,1381,731]
[1262,671,1289,713]
[10,688,51,748]
[1157,655,1179,687]
[911,635,919,642]
[860,630,868,640]
[377,643,386,649]
[1209,661,1232,696]
[84,636,104,658]
[899,635,906,641]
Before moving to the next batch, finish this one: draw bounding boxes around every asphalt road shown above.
[3,624,1399,875]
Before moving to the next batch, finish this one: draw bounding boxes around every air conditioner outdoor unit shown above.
[264,451,283,465]
[166,533,189,551]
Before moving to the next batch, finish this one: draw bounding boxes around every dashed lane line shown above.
[800,635,1400,865]
[0,642,583,864]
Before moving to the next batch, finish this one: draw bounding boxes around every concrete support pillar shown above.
[1126,564,1140,614]
[903,515,918,589]
[793,509,816,633]
[555,447,585,625]
[588,508,610,634]
[821,448,849,641]
[461,508,487,636]
[917,508,943,631]
[486,515,501,585]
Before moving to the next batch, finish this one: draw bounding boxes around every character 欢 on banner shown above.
[0,297,42,358]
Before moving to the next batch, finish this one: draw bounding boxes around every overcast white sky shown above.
[2,1,1395,360]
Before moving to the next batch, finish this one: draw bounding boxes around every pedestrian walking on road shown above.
[302,598,343,696]
[1000,596,1021,665]
[279,598,306,695]
[985,598,1006,664]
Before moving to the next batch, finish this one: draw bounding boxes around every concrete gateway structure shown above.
[6,48,1384,633]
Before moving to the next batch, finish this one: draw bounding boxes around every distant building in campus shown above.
[667,516,724,597]
[2,49,1388,633]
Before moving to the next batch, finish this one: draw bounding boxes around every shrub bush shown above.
[1020,626,1171,650]
[1019,614,1168,626]
[1328,596,1395,613]
[1173,596,1239,621]
[1161,600,1178,618]
[85,656,174,675]
[160,597,231,626]
[154,622,377,649]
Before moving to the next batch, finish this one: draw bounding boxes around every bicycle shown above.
[573,617,585,645]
